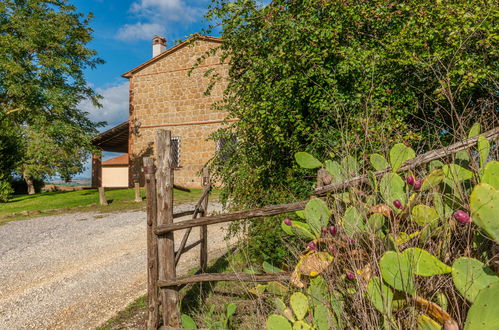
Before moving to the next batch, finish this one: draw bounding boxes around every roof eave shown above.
[121,35,223,79]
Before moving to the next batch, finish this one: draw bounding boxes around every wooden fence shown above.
[144,127,498,329]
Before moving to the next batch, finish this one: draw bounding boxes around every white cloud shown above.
[116,23,166,41]
[116,0,204,42]
[80,82,129,131]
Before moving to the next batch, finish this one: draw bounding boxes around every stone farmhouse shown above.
[91,35,230,189]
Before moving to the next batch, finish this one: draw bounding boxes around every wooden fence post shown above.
[200,168,210,272]
[98,187,108,206]
[143,158,159,329]
[155,130,179,327]
[134,181,142,202]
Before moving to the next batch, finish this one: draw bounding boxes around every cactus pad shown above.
[389,143,416,172]
[481,160,499,189]
[370,153,389,171]
[470,183,499,242]
[267,315,292,330]
[451,257,498,303]
[464,282,499,329]
[295,152,322,169]
[290,292,309,321]
[412,205,440,226]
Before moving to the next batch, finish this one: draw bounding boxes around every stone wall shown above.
[127,38,229,188]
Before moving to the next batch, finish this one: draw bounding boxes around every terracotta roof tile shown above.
[102,153,129,165]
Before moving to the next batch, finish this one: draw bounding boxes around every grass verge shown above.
[0,188,219,225]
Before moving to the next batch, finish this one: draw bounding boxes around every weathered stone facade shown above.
[123,36,229,188]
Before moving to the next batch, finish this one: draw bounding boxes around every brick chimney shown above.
[152,35,166,58]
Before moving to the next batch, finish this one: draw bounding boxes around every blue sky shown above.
[71,0,216,178]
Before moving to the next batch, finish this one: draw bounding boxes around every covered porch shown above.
[91,121,129,188]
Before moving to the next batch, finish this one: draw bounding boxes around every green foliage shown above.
[481,161,499,189]
[367,277,393,316]
[412,205,440,226]
[0,0,104,195]
[390,143,416,172]
[470,183,499,242]
[464,282,499,330]
[451,257,499,303]
[295,152,322,169]
[370,154,389,171]
[341,206,366,237]
[380,173,406,209]
[304,198,330,237]
[442,164,474,182]
[380,251,415,295]
[477,136,490,169]
[267,315,292,330]
[181,314,197,329]
[290,292,309,321]
[205,0,497,211]
[421,169,445,191]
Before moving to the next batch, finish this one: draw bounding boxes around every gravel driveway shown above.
[0,203,234,329]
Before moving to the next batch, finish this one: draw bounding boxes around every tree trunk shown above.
[26,177,35,195]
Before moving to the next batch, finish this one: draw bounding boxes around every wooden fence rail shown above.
[145,127,497,329]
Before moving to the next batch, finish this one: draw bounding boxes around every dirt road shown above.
[0,203,233,329]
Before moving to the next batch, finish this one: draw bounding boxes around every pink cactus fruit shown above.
[329,226,337,235]
[453,210,471,223]
[393,200,404,210]
[308,241,318,251]
[346,271,355,280]
[413,178,422,191]
[284,218,292,226]
[406,176,415,185]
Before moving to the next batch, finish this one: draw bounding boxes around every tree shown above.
[203,0,498,208]
[0,0,104,196]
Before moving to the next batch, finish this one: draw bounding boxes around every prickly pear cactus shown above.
[404,248,451,276]
[380,172,406,211]
[464,282,499,329]
[481,160,499,189]
[325,160,343,183]
[470,183,499,242]
[267,314,292,330]
[477,136,490,169]
[290,292,309,320]
[389,143,416,172]
[412,205,440,226]
[380,251,415,295]
[304,198,330,237]
[370,153,389,171]
[295,152,322,169]
[367,276,393,316]
[340,206,366,236]
[282,220,316,240]
[442,164,474,182]
[451,257,499,303]
[420,169,445,191]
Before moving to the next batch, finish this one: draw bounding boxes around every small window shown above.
[171,137,180,167]
[216,137,237,162]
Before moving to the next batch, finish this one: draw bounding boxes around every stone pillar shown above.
[91,153,102,188]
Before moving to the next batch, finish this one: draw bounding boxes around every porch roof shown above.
[92,121,129,153]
